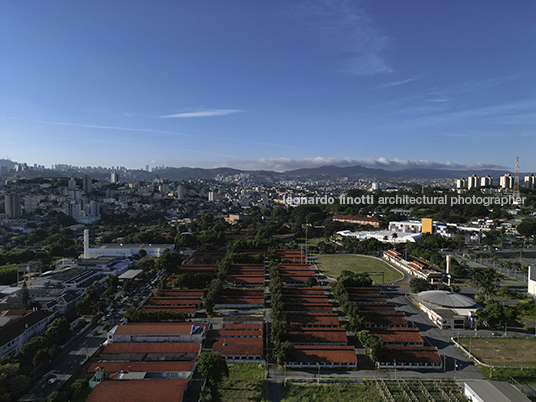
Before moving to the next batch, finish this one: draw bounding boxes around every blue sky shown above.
[1,1,535,172]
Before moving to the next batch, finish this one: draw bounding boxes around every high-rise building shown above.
[5,194,22,218]
[524,174,536,189]
[467,175,479,190]
[500,174,514,189]
[480,175,493,187]
[456,178,467,189]
[110,172,119,184]
[68,177,76,190]
[208,191,216,202]
[82,174,93,194]
[177,185,185,200]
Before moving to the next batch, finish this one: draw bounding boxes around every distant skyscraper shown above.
[500,174,514,189]
[145,165,149,172]
[68,177,76,190]
[82,174,93,194]
[111,172,119,184]
[524,174,535,189]
[5,194,22,218]
[467,174,479,190]
[456,178,467,189]
[177,185,185,200]
[208,191,216,202]
[480,175,493,187]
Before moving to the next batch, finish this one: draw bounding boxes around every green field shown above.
[314,255,403,283]
[218,364,267,402]
[459,338,536,367]
[282,381,382,402]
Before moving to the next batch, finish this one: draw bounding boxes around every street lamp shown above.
[394,359,397,380]
[317,363,320,384]
[521,354,523,370]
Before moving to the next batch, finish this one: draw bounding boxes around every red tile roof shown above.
[372,328,424,345]
[287,313,340,327]
[222,324,264,331]
[362,312,408,327]
[113,323,207,336]
[104,342,201,354]
[288,328,348,344]
[289,346,357,364]
[88,361,195,373]
[87,379,189,402]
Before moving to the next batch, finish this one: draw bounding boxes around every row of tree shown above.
[268,259,294,368]
[330,273,384,362]
[21,318,68,368]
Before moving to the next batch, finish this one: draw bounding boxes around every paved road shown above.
[20,325,107,402]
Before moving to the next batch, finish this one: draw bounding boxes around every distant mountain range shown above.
[152,164,513,182]
[1,158,517,182]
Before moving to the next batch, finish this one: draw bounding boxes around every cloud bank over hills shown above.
[216,157,508,173]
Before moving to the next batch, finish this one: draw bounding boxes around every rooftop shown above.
[87,379,188,402]
[415,290,477,308]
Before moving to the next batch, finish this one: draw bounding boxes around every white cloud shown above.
[296,0,392,76]
[160,108,243,118]
[377,78,416,89]
[215,157,507,172]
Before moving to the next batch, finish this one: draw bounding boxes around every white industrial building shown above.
[529,266,536,298]
[337,230,421,244]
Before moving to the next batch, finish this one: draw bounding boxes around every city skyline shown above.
[1,1,535,171]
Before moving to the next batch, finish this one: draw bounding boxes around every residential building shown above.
[4,194,22,218]
[500,174,514,189]
[0,310,55,358]
[467,175,479,190]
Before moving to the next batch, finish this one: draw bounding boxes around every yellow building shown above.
[421,218,433,234]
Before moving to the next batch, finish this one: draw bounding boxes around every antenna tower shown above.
[513,156,520,200]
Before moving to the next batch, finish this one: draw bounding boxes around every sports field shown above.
[459,338,536,367]
[314,255,403,283]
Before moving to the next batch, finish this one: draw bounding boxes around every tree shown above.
[197,352,229,387]
[274,340,294,368]
[471,267,503,298]
[45,318,68,346]
[409,278,431,293]
[517,219,536,238]
[305,276,318,287]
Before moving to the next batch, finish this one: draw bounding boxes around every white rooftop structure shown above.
[528,266,536,297]
[337,230,421,243]
[85,244,174,258]
[415,290,477,308]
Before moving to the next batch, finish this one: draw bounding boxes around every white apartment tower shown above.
[500,173,514,189]
[524,174,535,189]
[467,175,479,190]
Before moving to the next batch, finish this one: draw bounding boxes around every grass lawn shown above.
[281,381,382,402]
[459,338,536,367]
[296,238,322,246]
[218,364,267,402]
[314,255,403,283]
